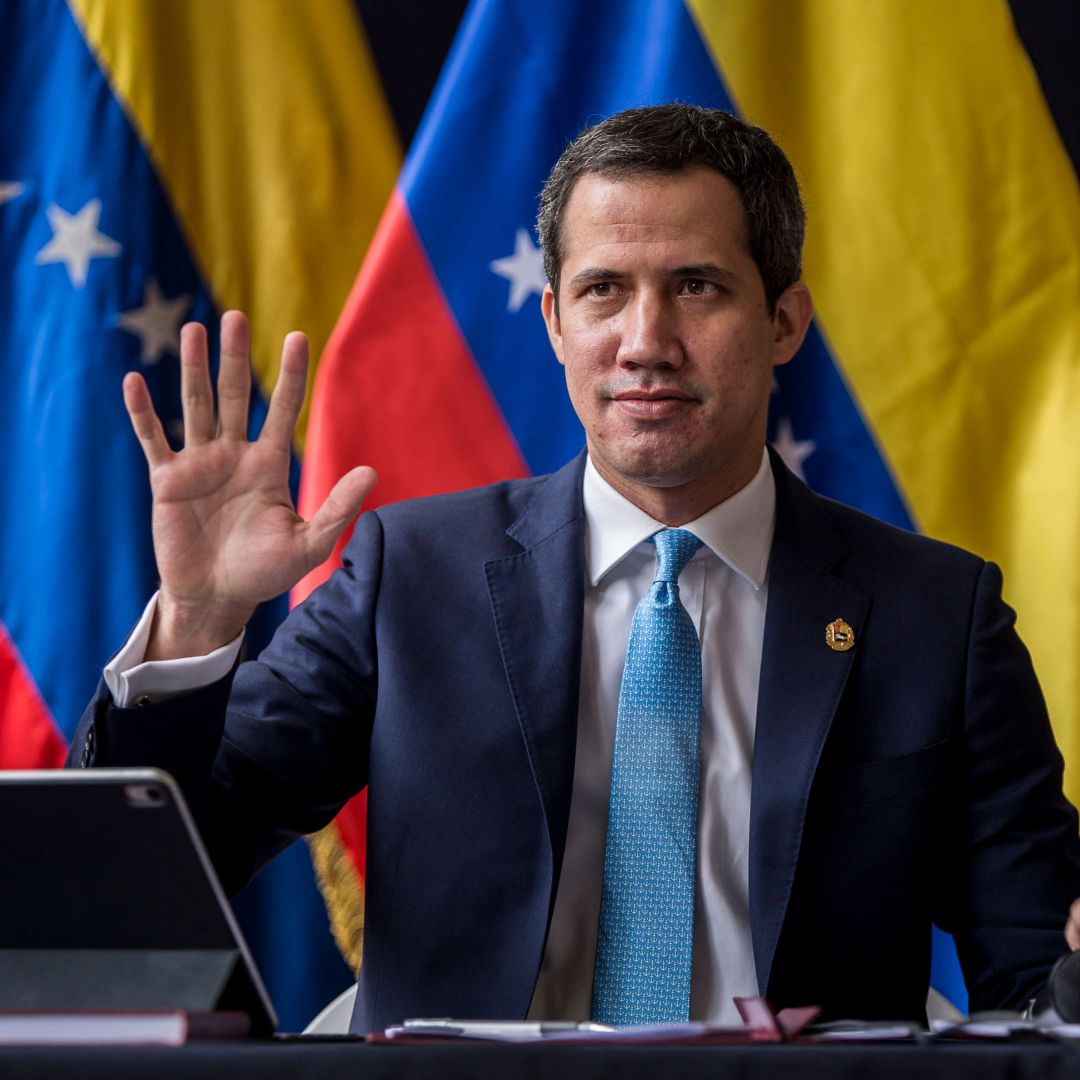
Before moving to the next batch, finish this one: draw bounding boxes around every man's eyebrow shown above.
[671,263,739,281]
[566,263,740,289]
[566,267,623,289]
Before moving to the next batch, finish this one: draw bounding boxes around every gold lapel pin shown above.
[825,618,855,652]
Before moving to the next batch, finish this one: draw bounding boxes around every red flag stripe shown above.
[0,621,68,769]
[335,792,367,878]
[294,190,530,606]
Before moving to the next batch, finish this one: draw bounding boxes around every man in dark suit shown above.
[73,104,1080,1030]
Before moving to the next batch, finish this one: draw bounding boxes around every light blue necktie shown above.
[591,527,704,1026]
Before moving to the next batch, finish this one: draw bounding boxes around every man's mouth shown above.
[609,387,696,419]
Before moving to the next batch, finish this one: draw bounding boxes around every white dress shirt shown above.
[106,450,775,1024]
[104,594,242,705]
[528,450,774,1024]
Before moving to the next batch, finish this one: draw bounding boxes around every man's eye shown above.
[588,282,614,297]
[681,279,715,296]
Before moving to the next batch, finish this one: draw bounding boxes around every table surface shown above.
[2,1037,1080,1080]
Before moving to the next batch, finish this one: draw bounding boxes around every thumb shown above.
[303,466,378,566]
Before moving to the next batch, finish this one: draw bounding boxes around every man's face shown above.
[541,166,811,521]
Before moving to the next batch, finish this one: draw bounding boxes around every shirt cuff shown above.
[103,593,245,707]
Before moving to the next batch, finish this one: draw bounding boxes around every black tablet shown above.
[0,768,276,1035]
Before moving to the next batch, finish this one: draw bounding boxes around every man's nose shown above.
[615,292,683,369]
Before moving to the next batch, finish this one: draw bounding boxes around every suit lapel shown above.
[485,454,587,896]
[750,453,870,993]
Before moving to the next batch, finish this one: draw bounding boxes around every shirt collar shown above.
[582,449,776,590]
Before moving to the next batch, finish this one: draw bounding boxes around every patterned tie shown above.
[591,527,704,1025]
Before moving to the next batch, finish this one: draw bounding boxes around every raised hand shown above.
[123,311,376,660]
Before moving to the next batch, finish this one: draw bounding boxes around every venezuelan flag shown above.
[0,0,399,1029]
[300,0,1079,1017]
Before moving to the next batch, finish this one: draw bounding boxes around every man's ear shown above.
[770,282,814,369]
[541,283,565,366]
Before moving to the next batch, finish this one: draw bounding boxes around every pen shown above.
[398,1018,614,1039]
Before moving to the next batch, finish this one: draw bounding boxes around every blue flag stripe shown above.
[0,0,216,736]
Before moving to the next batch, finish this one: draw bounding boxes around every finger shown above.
[122,371,173,468]
[258,330,310,450]
[302,466,378,567]
[179,321,215,446]
[217,310,252,440]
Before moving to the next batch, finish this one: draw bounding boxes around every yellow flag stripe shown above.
[691,0,1080,801]
[308,824,364,973]
[69,0,401,449]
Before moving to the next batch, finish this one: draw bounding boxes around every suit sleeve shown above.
[942,560,1080,1010]
[69,510,386,896]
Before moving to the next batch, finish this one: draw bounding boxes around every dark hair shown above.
[537,103,805,311]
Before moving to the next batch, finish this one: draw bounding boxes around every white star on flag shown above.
[490,228,546,312]
[34,198,122,288]
[771,416,816,480]
[0,182,25,206]
[117,279,192,365]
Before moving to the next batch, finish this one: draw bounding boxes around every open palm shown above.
[124,311,375,658]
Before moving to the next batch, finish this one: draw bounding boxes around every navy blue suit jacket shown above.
[74,450,1080,1029]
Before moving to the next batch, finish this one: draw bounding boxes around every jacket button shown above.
[81,726,95,768]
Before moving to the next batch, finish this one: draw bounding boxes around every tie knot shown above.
[651,528,702,583]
